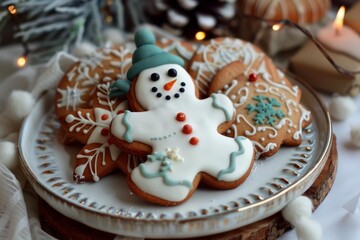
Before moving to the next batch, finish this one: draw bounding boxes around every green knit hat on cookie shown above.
[126,28,185,81]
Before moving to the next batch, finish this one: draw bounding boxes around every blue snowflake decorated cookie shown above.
[209,57,312,157]
[109,29,255,206]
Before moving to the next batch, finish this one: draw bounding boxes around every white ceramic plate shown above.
[19,76,332,238]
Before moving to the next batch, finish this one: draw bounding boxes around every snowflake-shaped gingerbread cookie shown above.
[60,81,132,182]
[56,45,143,183]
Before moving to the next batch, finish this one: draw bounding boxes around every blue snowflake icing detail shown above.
[245,95,285,126]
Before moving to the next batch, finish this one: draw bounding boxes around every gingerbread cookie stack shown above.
[55,29,312,207]
[55,46,143,183]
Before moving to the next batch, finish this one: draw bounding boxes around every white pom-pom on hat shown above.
[351,124,360,148]
[329,95,357,121]
[0,141,18,170]
[282,196,322,240]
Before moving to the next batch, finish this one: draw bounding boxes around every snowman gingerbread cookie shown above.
[109,29,255,206]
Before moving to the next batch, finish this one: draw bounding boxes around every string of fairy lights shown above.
[5,3,360,79]
[254,13,360,77]
[7,5,29,68]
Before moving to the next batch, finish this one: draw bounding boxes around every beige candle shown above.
[290,6,360,96]
[317,6,360,61]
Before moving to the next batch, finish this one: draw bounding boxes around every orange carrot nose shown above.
[163,79,177,91]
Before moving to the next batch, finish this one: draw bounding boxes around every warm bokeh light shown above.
[8,5,16,14]
[195,31,206,41]
[333,6,345,35]
[272,23,282,31]
[17,56,27,67]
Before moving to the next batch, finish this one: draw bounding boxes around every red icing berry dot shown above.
[101,128,109,136]
[117,110,124,115]
[189,137,199,145]
[248,73,257,82]
[107,138,114,145]
[176,112,186,122]
[101,114,109,121]
[182,124,192,134]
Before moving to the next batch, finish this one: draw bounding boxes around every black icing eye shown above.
[151,73,160,81]
[167,68,177,77]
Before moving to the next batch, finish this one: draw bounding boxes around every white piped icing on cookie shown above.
[189,38,267,96]
[207,38,311,157]
[222,73,310,156]
[64,82,128,182]
[56,46,132,112]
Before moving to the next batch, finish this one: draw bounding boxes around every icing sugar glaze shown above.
[111,64,254,202]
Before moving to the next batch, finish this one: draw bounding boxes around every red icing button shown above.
[107,138,114,145]
[189,137,199,145]
[182,124,192,134]
[176,112,186,122]
[101,128,109,136]
[248,73,257,82]
[101,114,109,121]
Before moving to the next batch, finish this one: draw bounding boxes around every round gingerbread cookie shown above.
[209,59,312,158]
[55,45,133,118]
[187,37,265,98]
[109,29,255,206]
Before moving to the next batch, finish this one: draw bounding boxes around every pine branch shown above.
[0,0,146,64]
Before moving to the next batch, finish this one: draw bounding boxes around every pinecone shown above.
[145,0,237,40]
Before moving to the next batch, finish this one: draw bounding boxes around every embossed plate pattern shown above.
[19,76,332,238]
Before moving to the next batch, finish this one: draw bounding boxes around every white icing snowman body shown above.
[111,64,254,203]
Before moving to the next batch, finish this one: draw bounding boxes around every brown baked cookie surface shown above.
[209,60,312,157]
[188,37,264,98]
[55,46,133,118]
